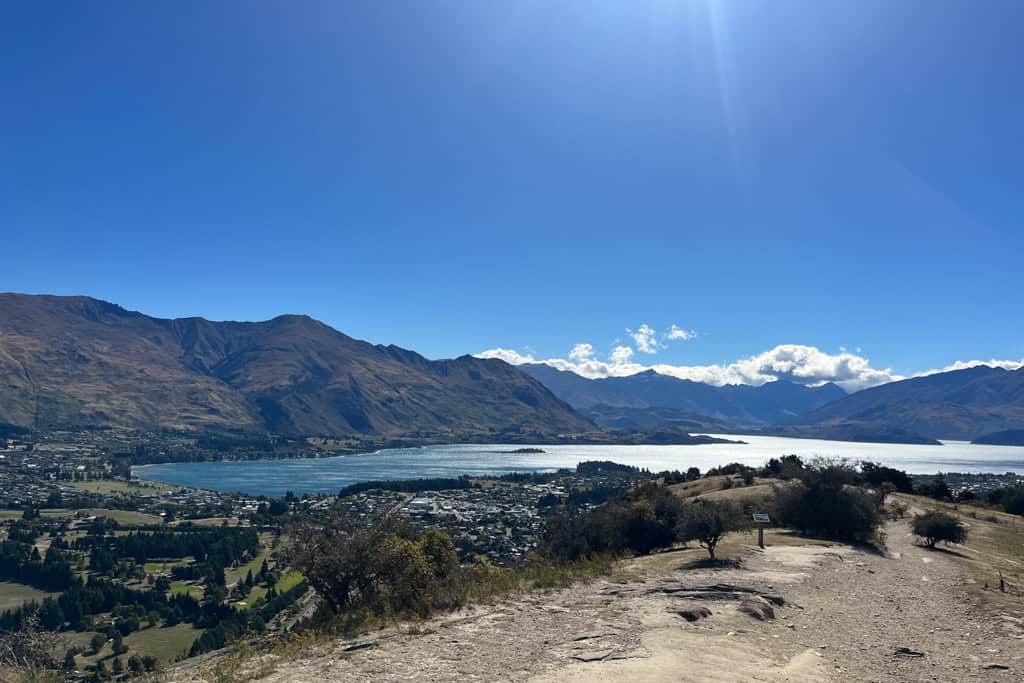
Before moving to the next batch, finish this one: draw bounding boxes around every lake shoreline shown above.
[133,437,1024,498]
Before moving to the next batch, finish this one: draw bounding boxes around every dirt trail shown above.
[177,517,1024,682]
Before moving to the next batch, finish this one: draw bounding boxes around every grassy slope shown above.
[0,580,58,611]
[78,508,164,525]
[67,479,170,495]
[669,475,778,507]
[892,492,1024,610]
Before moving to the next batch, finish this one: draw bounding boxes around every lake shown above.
[132,435,1024,497]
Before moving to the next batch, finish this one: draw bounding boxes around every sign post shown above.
[752,513,771,549]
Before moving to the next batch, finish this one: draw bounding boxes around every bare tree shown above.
[0,611,62,682]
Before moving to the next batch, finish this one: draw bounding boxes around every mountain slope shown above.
[797,365,1024,440]
[519,363,846,427]
[0,294,592,437]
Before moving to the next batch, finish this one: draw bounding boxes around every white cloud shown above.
[568,343,595,362]
[475,348,536,365]
[475,344,1023,393]
[628,324,659,353]
[610,345,635,364]
[477,343,903,391]
[916,358,1024,377]
[666,324,696,341]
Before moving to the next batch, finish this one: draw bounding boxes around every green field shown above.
[0,509,26,521]
[276,569,304,593]
[143,558,192,575]
[170,581,204,599]
[40,508,75,518]
[227,550,269,587]
[0,581,58,611]
[73,623,201,670]
[233,585,268,609]
[182,516,239,527]
[124,623,201,664]
[67,479,167,495]
[78,508,164,525]
[226,532,276,586]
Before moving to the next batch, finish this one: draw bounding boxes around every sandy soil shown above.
[175,515,1024,682]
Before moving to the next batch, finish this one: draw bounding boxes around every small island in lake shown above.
[489,447,547,454]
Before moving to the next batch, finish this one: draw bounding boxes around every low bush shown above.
[677,499,748,560]
[860,462,913,493]
[761,455,806,481]
[539,482,683,561]
[294,516,460,620]
[915,476,952,501]
[911,511,967,548]
[294,512,614,632]
[773,460,883,544]
[988,486,1024,515]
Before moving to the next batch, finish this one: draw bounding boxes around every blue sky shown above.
[3,2,1022,388]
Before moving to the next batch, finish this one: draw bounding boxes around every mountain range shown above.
[0,294,590,438]
[518,364,846,427]
[793,364,1024,441]
[520,361,1024,443]
[1,293,1021,443]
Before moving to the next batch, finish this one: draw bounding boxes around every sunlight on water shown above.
[133,435,1024,497]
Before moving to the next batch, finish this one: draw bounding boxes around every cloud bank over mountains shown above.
[477,331,1024,393]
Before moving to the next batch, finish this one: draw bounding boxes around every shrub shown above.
[293,514,459,619]
[761,455,805,481]
[911,511,967,548]
[705,463,756,479]
[773,461,882,543]
[915,476,951,501]
[539,483,683,561]
[677,499,748,559]
[988,486,1024,515]
[860,462,913,493]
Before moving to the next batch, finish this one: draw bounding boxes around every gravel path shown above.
[175,516,1024,682]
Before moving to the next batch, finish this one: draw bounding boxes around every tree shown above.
[112,658,123,675]
[90,633,106,655]
[773,460,883,543]
[141,655,158,673]
[860,462,913,492]
[295,513,455,618]
[677,499,747,560]
[0,611,61,678]
[912,511,967,548]
[38,597,64,630]
[128,655,144,675]
[111,631,126,655]
[988,486,1024,515]
[916,475,951,501]
[204,582,227,606]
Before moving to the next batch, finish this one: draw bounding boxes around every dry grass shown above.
[0,582,57,612]
[893,493,1024,612]
[78,508,164,526]
[66,479,166,495]
[697,482,777,506]
[667,475,736,498]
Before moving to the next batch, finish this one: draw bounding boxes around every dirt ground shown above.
[176,514,1024,683]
